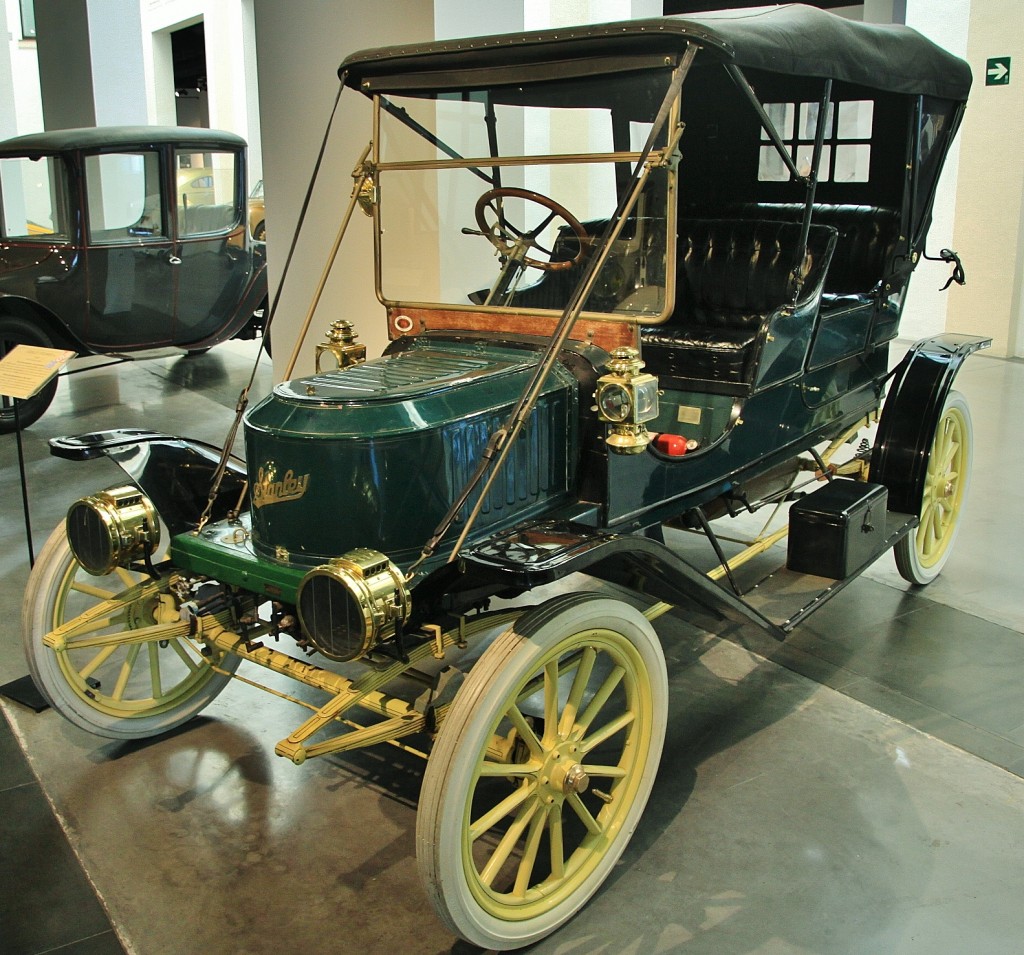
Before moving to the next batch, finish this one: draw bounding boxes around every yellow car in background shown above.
[248,179,265,241]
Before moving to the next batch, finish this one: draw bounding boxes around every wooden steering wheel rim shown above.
[474,187,587,271]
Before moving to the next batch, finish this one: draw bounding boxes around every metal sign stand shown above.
[12,397,34,567]
[1,399,49,711]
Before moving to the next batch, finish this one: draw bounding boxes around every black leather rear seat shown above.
[641,218,835,389]
[705,203,900,304]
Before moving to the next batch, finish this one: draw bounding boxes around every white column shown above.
[0,0,17,138]
[898,0,971,342]
[947,0,1024,356]
[33,0,148,130]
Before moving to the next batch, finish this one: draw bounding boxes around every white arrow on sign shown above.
[988,61,1010,83]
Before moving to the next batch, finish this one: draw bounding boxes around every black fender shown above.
[870,333,990,514]
[410,520,786,642]
[0,293,82,352]
[49,429,248,536]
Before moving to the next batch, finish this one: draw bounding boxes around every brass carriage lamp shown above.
[594,346,659,454]
[315,319,366,373]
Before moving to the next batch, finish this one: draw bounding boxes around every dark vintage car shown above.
[0,125,268,432]
[22,7,985,950]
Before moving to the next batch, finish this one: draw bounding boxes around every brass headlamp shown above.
[65,485,161,576]
[594,346,660,453]
[296,547,410,662]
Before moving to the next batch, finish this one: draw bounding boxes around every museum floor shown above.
[2,340,1022,955]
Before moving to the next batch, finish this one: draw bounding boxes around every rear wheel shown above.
[0,315,59,433]
[417,593,667,950]
[894,390,973,585]
[22,523,239,739]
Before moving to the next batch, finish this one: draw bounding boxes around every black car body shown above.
[0,125,268,430]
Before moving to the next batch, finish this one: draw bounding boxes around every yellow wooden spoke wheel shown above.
[22,523,238,739]
[417,593,667,950]
[894,390,973,585]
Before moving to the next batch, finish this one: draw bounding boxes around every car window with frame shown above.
[84,151,165,243]
[0,155,70,240]
[175,149,240,236]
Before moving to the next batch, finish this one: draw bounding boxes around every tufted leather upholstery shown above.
[698,203,900,297]
[641,218,835,388]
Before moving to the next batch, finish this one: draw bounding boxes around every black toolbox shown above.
[787,479,889,579]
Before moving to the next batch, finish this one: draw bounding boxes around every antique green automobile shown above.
[22,6,985,950]
[0,126,268,432]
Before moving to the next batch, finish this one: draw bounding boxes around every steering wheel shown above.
[474,187,588,272]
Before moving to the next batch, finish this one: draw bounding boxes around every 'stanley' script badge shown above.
[253,466,310,509]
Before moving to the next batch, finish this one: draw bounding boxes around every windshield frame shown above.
[367,65,683,326]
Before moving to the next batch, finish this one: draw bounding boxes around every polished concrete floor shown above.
[1,341,1022,955]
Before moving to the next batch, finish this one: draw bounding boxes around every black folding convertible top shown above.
[0,125,246,158]
[339,3,971,102]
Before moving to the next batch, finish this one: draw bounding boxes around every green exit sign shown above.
[986,57,1011,86]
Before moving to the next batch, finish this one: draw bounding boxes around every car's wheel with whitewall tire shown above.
[0,315,59,433]
[894,390,973,585]
[22,523,239,739]
[417,592,668,950]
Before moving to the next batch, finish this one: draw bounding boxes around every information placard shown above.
[0,344,76,400]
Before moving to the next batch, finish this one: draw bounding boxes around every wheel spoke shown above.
[558,646,596,740]
[479,795,540,888]
[580,710,635,754]
[527,209,559,238]
[508,704,544,759]
[148,641,162,698]
[114,566,139,588]
[548,803,565,880]
[917,500,935,549]
[470,780,535,841]
[77,643,118,680]
[111,644,142,701]
[543,660,560,745]
[941,438,959,471]
[581,763,627,779]
[478,762,537,777]
[566,791,602,836]
[70,580,117,600]
[576,665,625,736]
[168,638,201,673]
[516,649,583,707]
[512,804,548,897]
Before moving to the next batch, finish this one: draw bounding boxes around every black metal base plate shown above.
[0,675,50,713]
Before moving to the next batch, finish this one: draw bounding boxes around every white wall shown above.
[947,0,1024,356]
[899,0,971,342]
[141,0,262,185]
[2,0,42,136]
[0,0,17,138]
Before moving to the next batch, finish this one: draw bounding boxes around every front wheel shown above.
[22,523,239,739]
[894,390,973,585]
[417,593,668,950]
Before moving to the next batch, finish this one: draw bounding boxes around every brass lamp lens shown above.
[296,548,409,662]
[598,383,632,422]
[65,486,160,577]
